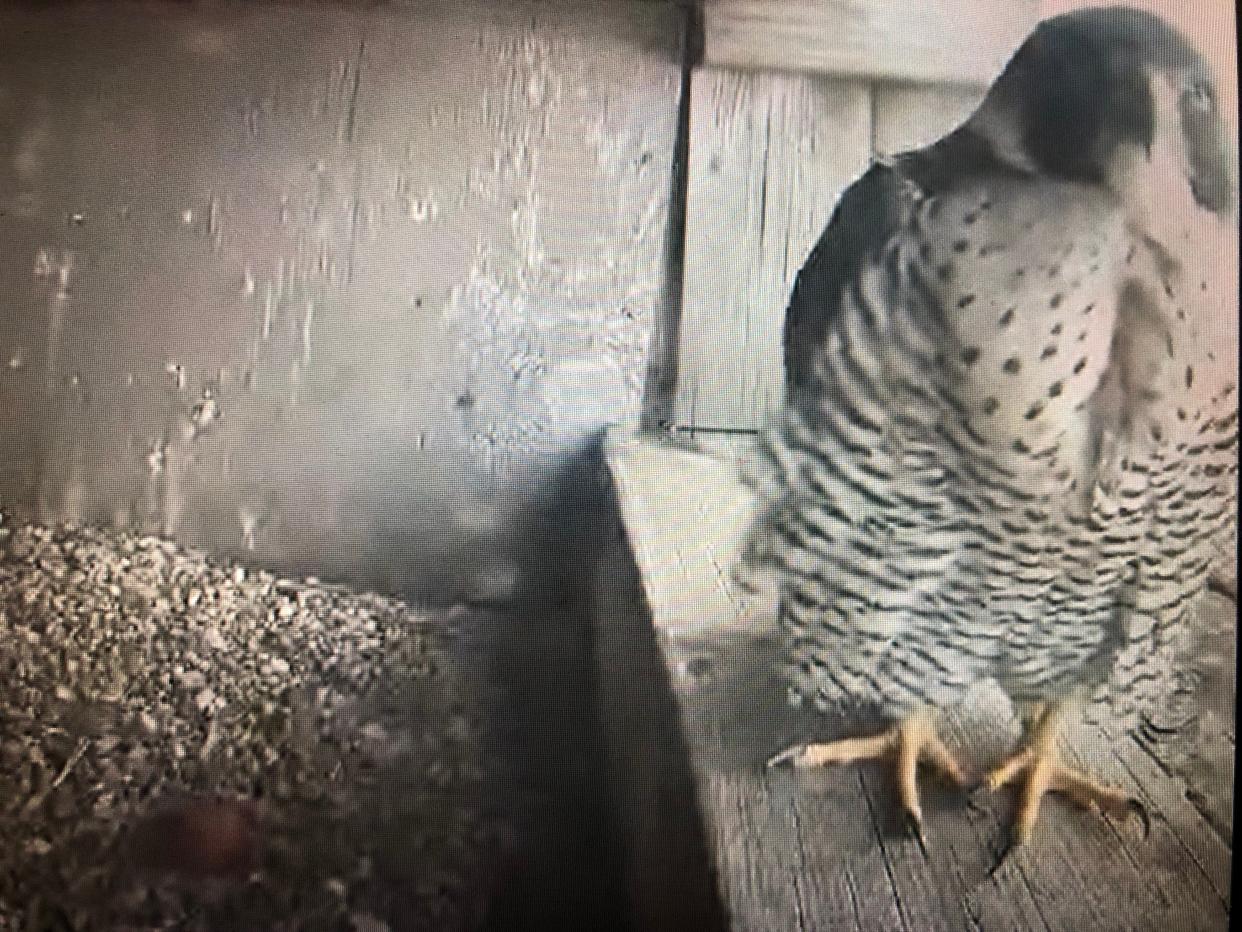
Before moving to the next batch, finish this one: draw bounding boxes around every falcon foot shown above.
[981,703,1150,875]
[767,710,970,850]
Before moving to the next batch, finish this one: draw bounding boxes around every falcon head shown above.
[968,6,1235,221]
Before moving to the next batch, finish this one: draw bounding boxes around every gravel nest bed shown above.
[0,508,497,931]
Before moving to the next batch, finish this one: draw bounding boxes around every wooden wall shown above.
[672,0,1038,431]
[0,0,1234,592]
[0,0,685,599]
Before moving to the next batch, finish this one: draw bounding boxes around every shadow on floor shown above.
[426,437,727,932]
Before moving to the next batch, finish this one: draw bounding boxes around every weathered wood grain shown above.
[631,613,1231,930]
[591,527,733,932]
[673,70,870,432]
[599,434,1234,930]
[0,0,682,602]
[671,79,996,436]
[701,0,1039,86]
[603,426,772,636]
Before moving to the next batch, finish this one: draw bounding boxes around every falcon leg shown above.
[983,702,1149,872]
[768,709,970,847]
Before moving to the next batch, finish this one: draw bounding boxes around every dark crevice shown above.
[462,437,725,931]
[642,3,701,431]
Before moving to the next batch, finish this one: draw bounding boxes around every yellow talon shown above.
[982,702,1150,871]
[768,710,971,844]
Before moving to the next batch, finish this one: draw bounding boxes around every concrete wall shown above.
[0,1,685,600]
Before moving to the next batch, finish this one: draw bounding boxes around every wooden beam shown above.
[702,0,1039,86]
[603,427,774,636]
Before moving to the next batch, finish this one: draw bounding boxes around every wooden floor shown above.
[593,536,1234,932]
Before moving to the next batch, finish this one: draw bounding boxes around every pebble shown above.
[0,511,489,929]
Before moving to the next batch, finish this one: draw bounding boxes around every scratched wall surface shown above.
[0,1,683,599]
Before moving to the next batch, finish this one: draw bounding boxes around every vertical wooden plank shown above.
[674,70,871,431]
[872,83,984,158]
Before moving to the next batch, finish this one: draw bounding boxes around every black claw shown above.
[766,745,803,769]
[964,791,990,816]
[1139,714,1179,737]
[966,779,997,813]
[904,811,930,858]
[986,835,1018,879]
[1126,798,1152,840]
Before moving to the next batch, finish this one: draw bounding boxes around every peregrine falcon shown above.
[748,6,1237,855]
